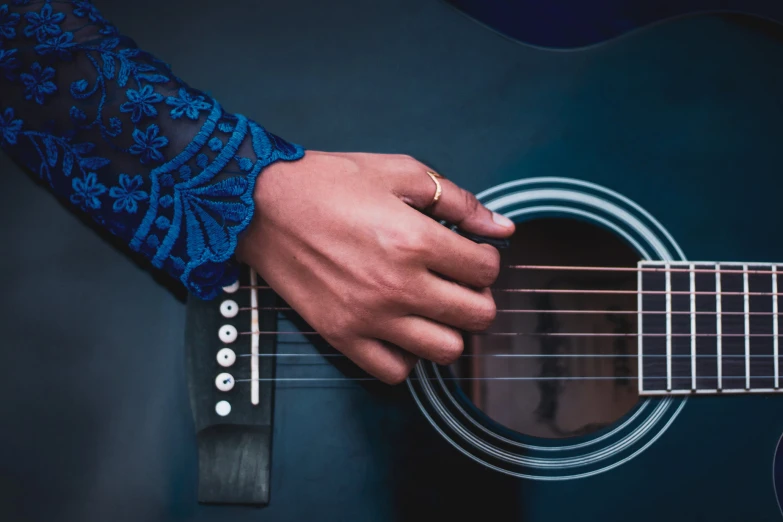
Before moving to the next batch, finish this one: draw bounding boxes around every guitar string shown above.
[506,264,779,274]
[495,289,777,296]
[237,353,778,358]
[231,376,777,383]
[231,336,774,383]
[235,330,783,338]
[234,263,780,301]
[241,307,783,316]
[221,265,783,384]
[234,339,775,364]
[240,286,783,297]
[236,263,783,281]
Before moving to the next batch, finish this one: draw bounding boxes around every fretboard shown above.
[638,261,782,396]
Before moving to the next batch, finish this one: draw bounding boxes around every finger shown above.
[427,175,515,236]
[418,219,502,288]
[378,315,464,366]
[386,158,515,237]
[408,280,497,333]
[338,337,418,385]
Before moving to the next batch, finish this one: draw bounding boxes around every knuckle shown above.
[369,266,411,300]
[461,189,482,217]
[402,228,428,254]
[397,154,421,170]
[382,225,427,258]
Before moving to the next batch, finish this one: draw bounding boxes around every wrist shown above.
[236,154,305,263]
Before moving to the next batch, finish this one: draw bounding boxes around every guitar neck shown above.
[638,261,783,396]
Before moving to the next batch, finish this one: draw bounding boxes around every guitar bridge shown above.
[184,267,278,505]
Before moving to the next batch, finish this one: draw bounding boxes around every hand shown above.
[236,151,515,384]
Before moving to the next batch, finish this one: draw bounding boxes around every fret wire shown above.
[666,263,672,391]
[775,266,780,389]
[743,265,751,390]
[638,262,644,394]
[716,263,723,391]
[690,263,697,391]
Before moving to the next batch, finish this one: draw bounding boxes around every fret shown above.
[640,261,667,392]
[774,266,779,389]
[694,264,718,391]
[744,265,750,390]
[716,264,722,390]
[690,264,696,390]
[748,265,775,390]
[719,265,745,390]
[670,265,692,390]
[665,263,672,391]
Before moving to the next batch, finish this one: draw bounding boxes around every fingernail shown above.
[492,212,514,228]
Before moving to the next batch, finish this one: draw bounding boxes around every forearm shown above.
[0,0,303,299]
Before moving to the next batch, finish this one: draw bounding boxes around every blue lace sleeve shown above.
[0,0,305,299]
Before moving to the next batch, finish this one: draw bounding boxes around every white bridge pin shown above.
[216,347,236,367]
[215,373,235,392]
[215,400,231,417]
[220,300,238,318]
[222,280,239,294]
[218,324,238,344]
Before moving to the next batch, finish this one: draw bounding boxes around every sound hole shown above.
[450,218,640,439]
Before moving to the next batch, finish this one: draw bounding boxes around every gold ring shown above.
[426,171,442,206]
[427,169,444,179]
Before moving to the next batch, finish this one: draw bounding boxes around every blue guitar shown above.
[4,1,783,521]
[180,4,783,520]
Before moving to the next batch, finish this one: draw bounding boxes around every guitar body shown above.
[3,1,783,521]
[445,0,783,47]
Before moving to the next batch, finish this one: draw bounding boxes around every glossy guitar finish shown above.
[2,1,783,521]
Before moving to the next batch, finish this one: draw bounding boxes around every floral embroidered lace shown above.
[0,0,304,299]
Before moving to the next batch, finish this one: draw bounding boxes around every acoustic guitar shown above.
[3,1,783,521]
